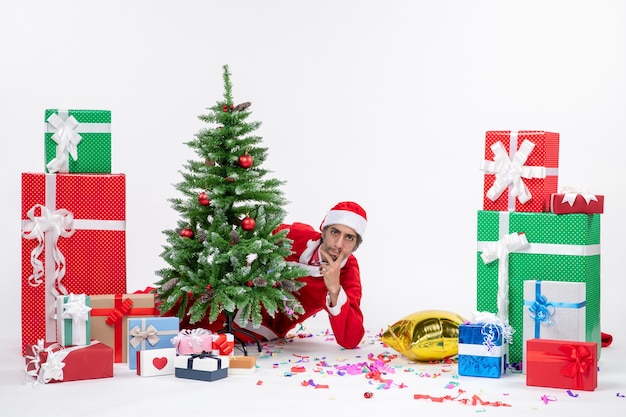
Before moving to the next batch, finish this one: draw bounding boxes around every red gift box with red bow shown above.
[212,333,234,355]
[525,339,598,391]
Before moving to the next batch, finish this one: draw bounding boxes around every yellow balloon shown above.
[381,309,466,362]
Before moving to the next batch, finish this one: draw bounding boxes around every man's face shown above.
[320,224,358,261]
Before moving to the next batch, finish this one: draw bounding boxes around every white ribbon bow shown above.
[129,324,160,348]
[21,204,75,292]
[171,328,211,350]
[61,293,91,344]
[24,340,68,384]
[560,185,598,206]
[62,293,91,322]
[469,310,515,346]
[480,232,530,323]
[46,113,82,173]
[481,139,546,204]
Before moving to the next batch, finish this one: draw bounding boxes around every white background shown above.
[1,1,625,414]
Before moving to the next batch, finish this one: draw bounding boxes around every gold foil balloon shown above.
[381,309,466,362]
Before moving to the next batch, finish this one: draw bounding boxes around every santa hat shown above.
[320,201,367,239]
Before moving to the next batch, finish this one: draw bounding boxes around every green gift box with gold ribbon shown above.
[476,210,600,364]
[44,109,112,174]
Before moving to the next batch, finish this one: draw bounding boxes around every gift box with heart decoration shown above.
[136,348,176,377]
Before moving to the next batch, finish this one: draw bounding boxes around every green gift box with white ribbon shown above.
[44,109,112,174]
[476,210,600,364]
[56,293,92,347]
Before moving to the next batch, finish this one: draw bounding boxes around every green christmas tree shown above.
[154,65,307,333]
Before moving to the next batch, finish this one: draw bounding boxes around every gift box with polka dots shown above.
[476,210,601,364]
[44,109,112,174]
[21,172,126,355]
[480,130,560,213]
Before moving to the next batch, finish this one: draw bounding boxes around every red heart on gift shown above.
[152,357,168,370]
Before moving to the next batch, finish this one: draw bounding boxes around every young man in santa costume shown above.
[169,201,368,350]
[239,201,368,349]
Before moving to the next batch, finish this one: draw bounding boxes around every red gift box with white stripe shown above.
[21,173,127,355]
[480,131,560,212]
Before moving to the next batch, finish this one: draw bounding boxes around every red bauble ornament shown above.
[179,228,194,239]
[241,216,256,231]
[198,192,210,206]
[246,280,253,287]
[364,392,374,399]
[238,154,253,168]
[222,104,228,112]
[206,284,212,291]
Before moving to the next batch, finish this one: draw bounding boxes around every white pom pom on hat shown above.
[319,201,367,238]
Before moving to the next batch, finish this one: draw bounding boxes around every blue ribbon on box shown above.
[524,281,586,338]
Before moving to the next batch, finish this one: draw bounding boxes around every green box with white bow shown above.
[476,210,600,364]
[44,109,112,174]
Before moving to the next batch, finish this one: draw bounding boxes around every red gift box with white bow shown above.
[20,173,126,355]
[551,187,604,214]
[480,130,560,212]
[24,340,113,384]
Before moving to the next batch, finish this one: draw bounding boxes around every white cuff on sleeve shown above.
[326,287,347,316]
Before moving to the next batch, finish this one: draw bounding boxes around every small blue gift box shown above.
[174,353,229,382]
[127,317,179,370]
[458,322,508,378]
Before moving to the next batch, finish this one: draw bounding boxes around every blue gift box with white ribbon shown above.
[127,317,179,370]
[458,322,508,378]
[522,280,586,373]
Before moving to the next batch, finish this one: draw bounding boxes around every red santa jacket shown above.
[249,222,365,348]
[170,222,366,349]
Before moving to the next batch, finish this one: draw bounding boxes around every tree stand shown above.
[218,311,263,356]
